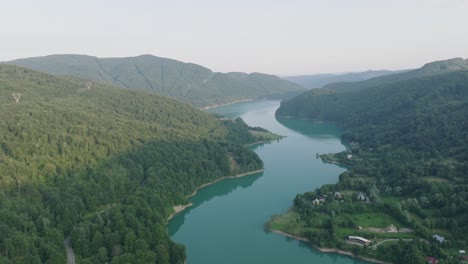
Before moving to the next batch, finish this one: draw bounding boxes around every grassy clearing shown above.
[269,211,303,235]
[424,176,451,183]
[352,212,403,228]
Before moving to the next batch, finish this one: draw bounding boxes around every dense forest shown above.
[274,61,468,263]
[3,54,304,108]
[0,65,278,263]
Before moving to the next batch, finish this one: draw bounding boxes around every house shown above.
[459,250,465,254]
[334,192,343,199]
[433,234,445,243]
[426,256,438,264]
[318,195,326,203]
[346,236,371,246]
[347,154,353,159]
[357,193,366,201]
[386,224,397,233]
[312,199,321,205]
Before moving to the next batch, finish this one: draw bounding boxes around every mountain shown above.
[323,57,468,93]
[275,59,468,262]
[284,70,406,89]
[0,65,279,263]
[3,54,305,107]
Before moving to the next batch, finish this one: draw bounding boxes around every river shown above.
[168,100,366,264]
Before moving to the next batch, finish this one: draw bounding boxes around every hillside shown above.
[323,57,468,93]
[275,64,468,262]
[284,70,406,89]
[4,54,304,107]
[0,65,279,263]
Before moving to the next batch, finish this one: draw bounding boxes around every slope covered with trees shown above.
[322,57,468,93]
[0,65,277,263]
[4,54,304,108]
[274,60,468,263]
[284,69,406,89]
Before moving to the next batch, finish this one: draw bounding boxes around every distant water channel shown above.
[168,100,366,264]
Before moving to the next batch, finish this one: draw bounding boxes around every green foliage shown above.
[5,54,304,107]
[275,61,468,262]
[0,65,269,263]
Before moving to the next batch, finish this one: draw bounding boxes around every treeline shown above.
[0,65,267,263]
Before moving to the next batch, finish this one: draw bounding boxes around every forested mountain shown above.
[323,57,468,93]
[284,69,406,89]
[3,54,304,107]
[275,62,468,262]
[0,65,278,263]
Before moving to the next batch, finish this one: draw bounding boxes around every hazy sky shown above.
[1,0,467,75]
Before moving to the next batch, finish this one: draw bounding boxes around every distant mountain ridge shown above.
[323,57,468,93]
[3,54,305,107]
[284,69,407,89]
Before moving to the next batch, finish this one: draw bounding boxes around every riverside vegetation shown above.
[271,58,468,263]
[0,65,281,263]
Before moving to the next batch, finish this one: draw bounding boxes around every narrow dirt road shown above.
[64,237,75,264]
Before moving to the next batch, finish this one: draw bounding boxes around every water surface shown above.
[168,100,366,264]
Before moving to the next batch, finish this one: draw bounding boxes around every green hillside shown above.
[284,69,407,89]
[0,65,278,263]
[274,63,468,262]
[4,54,304,107]
[323,57,468,93]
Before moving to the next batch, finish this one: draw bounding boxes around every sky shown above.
[1,0,468,75]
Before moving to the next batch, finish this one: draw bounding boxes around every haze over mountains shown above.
[4,54,305,107]
[284,69,407,89]
[284,58,468,92]
[323,57,468,93]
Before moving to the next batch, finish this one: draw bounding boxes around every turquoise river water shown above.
[168,100,366,264]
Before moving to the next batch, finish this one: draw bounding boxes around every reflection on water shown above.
[168,171,263,235]
[168,100,367,264]
[276,116,342,139]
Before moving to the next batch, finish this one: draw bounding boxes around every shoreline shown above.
[200,99,254,110]
[245,137,285,147]
[167,169,264,222]
[269,229,390,264]
[187,169,264,199]
[167,203,194,221]
[166,137,280,222]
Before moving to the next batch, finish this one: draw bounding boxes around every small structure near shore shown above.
[334,192,342,199]
[386,224,397,233]
[312,198,321,205]
[346,236,371,246]
[357,193,366,201]
[426,256,438,264]
[433,234,445,243]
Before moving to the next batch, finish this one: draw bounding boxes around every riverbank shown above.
[188,169,264,199]
[168,203,194,221]
[167,135,278,223]
[269,229,390,264]
[200,99,254,110]
[167,169,264,222]
[245,137,285,147]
